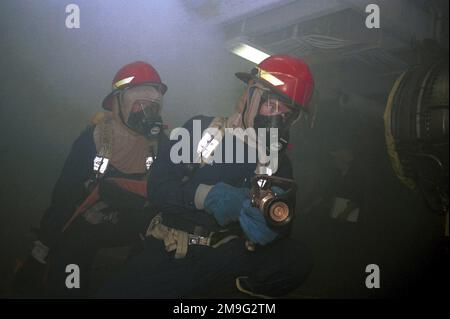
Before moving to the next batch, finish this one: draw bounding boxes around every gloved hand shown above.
[239,199,279,245]
[204,182,249,226]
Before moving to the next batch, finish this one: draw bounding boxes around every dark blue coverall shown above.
[98,116,313,298]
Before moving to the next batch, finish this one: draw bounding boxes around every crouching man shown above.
[12,61,169,298]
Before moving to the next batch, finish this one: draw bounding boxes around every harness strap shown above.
[62,184,101,232]
[98,116,113,159]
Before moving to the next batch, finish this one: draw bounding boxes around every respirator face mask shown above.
[252,91,298,153]
[118,84,163,139]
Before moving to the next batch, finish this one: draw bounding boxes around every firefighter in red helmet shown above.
[98,55,315,298]
[232,54,316,155]
[12,61,169,298]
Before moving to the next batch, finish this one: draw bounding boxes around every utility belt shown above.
[144,213,241,259]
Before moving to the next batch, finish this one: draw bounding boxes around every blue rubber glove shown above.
[239,199,279,245]
[204,182,249,226]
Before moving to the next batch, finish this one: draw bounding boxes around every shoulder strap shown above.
[91,115,113,175]
[145,140,158,170]
[97,116,113,159]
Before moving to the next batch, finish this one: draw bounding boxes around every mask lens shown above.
[130,100,160,116]
[259,95,291,116]
[119,85,163,137]
[256,94,297,130]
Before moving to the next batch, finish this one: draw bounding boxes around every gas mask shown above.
[117,84,164,139]
[250,88,298,153]
[126,104,163,138]
[254,113,291,153]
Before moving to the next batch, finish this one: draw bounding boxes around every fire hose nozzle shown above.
[250,175,297,227]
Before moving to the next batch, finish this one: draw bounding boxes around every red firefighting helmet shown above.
[102,61,167,110]
[235,55,314,111]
